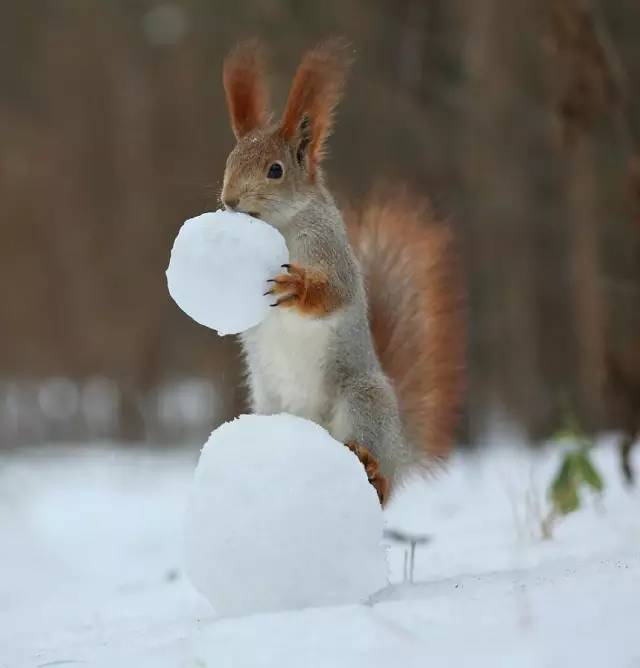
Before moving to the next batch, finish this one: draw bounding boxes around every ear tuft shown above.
[280,38,353,179]
[223,39,271,139]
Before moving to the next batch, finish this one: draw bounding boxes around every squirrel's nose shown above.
[223,196,239,211]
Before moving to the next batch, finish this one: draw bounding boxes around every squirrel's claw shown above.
[270,294,298,307]
[265,264,306,308]
[345,441,389,506]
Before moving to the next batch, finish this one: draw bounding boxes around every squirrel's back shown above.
[346,188,466,463]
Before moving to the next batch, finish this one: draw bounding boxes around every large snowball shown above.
[184,413,388,617]
[166,211,289,336]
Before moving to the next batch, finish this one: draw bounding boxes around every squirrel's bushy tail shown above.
[346,188,466,464]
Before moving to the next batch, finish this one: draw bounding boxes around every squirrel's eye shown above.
[267,162,283,179]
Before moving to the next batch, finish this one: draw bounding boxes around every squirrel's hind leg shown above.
[330,374,406,505]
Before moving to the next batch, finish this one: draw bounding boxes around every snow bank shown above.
[184,413,388,617]
[3,441,640,666]
[166,210,289,336]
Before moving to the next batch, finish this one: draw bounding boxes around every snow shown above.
[166,210,289,335]
[185,414,388,616]
[1,437,639,667]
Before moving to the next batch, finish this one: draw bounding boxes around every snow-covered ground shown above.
[2,436,639,667]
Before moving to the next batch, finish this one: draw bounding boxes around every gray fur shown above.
[239,184,412,484]
[220,52,414,487]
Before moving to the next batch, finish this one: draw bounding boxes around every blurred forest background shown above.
[2,0,640,448]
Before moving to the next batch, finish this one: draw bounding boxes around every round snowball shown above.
[184,413,388,617]
[166,210,289,336]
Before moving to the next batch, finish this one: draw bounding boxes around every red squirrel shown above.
[219,38,465,503]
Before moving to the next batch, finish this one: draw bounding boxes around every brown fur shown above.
[223,40,271,139]
[266,263,340,317]
[347,189,466,461]
[345,441,389,504]
[279,38,351,180]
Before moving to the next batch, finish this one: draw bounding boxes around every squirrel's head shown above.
[220,39,351,229]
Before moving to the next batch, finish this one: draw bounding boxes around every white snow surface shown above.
[166,210,289,335]
[2,436,639,667]
[185,413,388,616]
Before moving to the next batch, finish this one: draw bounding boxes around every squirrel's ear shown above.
[223,40,271,140]
[280,38,352,179]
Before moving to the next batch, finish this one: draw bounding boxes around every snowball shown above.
[185,413,388,617]
[166,211,289,336]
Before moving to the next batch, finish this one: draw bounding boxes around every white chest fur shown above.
[241,308,337,423]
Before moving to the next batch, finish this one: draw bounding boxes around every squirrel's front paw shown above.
[264,263,338,316]
[345,441,390,506]
[264,263,306,308]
